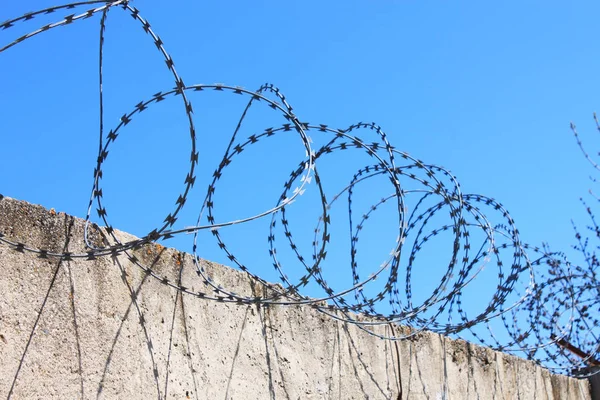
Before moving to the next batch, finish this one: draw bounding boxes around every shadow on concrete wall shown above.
[7,215,77,399]
[4,219,387,399]
[0,198,592,400]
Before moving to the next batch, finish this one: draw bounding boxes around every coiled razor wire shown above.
[1,1,598,378]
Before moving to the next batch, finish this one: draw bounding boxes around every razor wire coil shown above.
[1,0,598,377]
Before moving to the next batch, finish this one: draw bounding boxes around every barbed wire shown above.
[0,1,598,378]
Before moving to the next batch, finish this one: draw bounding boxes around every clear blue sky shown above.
[1,1,599,331]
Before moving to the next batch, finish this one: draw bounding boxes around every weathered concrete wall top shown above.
[0,196,592,399]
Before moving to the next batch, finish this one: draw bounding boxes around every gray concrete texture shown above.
[0,196,592,399]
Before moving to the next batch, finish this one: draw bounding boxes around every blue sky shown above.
[1,1,600,349]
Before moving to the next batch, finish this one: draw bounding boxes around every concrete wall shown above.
[0,196,592,399]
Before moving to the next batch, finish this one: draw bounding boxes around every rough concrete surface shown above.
[0,196,592,399]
